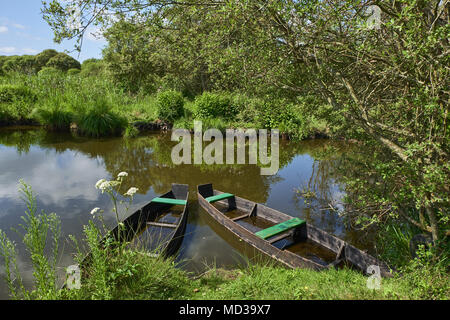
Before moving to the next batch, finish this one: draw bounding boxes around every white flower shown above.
[90,207,100,215]
[117,172,128,178]
[99,181,110,191]
[124,187,139,197]
[95,179,106,189]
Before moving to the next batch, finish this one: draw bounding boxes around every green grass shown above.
[197,264,449,300]
[55,259,449,300]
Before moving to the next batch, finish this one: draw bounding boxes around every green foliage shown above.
[31,95,73,131]
[378,223,415,268]
[38,66,63,77]
[156,90,185,122]
[0,84,37,122]
[41,0,450,242]
[194,92,237,120]
[35,49,58,70]
[46,53,81,72]
[0,84,37,104]
[67,68,80,76]
[76,98,127,137]
[80,59,106,77]
[0,180,61,300]
[395,245,449,300]
[124,125,139,138]
[2,55,37,74]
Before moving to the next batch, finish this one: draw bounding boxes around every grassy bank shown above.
[0,72,329,139]
[62,250,449,300]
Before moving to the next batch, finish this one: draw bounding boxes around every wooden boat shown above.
[88,183,189,260]
[197,183,392,277]
[64,184,189,288]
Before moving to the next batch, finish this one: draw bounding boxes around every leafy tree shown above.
[42,0,449,242]
[2,55,37,74]
[45,52,81,72]
[35,49,58,70]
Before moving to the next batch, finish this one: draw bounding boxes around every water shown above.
[0,127,377,298]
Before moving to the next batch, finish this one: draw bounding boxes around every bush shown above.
[46,53,81,72]
[254,99,306,138]
[2,55,37,74]
[155,90,185,122]
[38,67,63,78]
[67,68,81,76]
[0,84,37,104]
[194,92,238,120]
[80,60,106,77]
[35,49,58,70]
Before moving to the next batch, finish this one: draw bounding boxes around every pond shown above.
[0,127,377,298]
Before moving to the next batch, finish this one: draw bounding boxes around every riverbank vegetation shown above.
[0,56,327,139]
[0,0,448,299]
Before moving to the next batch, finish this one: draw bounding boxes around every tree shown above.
[42,0,449,242]
[35,49,58,70]
[45,52,81,72]
[2,55,37,74]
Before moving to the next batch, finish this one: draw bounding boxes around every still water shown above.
[0,127,376,298]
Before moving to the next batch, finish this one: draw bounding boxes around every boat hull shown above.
[197,183,392,277]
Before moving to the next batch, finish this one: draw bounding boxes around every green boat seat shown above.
[151,197,187,206]
[205,193,234,203]
[255,218,306,240]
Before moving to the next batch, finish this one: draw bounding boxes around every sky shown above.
[0,0,106,62]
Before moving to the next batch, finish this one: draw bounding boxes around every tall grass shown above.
[0,180,61,299]
[76,98,127,137]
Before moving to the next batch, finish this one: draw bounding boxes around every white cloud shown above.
[12,23,25,30]
[22,48,38,54]
[0,47,16,53]
[0,26,8,33]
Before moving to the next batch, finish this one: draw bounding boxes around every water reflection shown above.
[0,127,373,299]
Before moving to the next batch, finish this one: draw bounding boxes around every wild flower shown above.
[90,207,100,215]
[92,173,138,243]
[124,187,138,197]
[117,172,128,178]
[95,179,106,189]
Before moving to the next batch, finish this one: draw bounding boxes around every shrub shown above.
[46,53,81,72]
[38,67,63,78]
[2,55,37,74]
[194,92,239,120]
[80,59,106,77]
[155,90,185,122]
[0,84,37,104]
[67,68,81,76]
[35,49,58,70]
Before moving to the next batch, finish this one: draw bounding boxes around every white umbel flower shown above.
[99,181,111,191]
[124,187,138,197]
[117,172,128,178]
[95,179,106,189]
[90,207,100,215]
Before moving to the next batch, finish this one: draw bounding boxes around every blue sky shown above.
[0,1,106,62]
